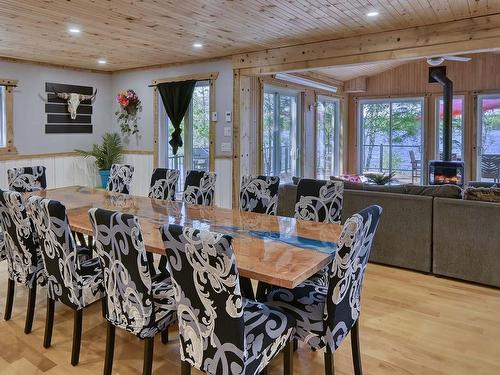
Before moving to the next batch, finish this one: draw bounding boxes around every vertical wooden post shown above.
[209,78,216,172]
[232,69,241,209]
[153,86,159,168]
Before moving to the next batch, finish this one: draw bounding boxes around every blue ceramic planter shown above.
[99,169,110,189]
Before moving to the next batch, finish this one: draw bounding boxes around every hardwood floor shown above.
[0,262,499,375]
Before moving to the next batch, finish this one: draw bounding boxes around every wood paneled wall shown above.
[347,52,500,181]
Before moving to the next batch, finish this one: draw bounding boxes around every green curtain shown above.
[157,80,197,155]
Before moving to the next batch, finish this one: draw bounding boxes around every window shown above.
[359,98,424,184]
[0,86,5,148]
[436,96,464,161]
[316,96,340,179]
[161,80,211,191]
[477,94,500,182]
[263,86,301,182]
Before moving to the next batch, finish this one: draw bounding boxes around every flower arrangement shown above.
[115,89,142,135]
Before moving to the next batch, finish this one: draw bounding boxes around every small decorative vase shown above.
[99,169,110,189]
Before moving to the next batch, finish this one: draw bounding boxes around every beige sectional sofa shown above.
[278,182,500,287]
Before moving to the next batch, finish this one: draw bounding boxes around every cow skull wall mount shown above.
[51,88,97,119]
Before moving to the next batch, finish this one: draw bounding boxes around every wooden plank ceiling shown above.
[0,0,499,71]
[313,60,407,82]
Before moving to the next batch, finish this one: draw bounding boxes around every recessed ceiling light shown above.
[68,27,81,34]
[97,59,107,65]
[367,11,379,17]
[192,42,203,48]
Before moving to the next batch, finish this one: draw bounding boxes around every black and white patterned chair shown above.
[0,189,46,334]
[240,175,280,215]
[7,166,47,192]
[183,170,216,206]
[27,196,104,366]
[148,168,180,200]
[292,179,345,288]
[160,224,296,375]
[107,164,134,194]
[264,205,383,375]
[89,208,177,375]
[294,179,344,224]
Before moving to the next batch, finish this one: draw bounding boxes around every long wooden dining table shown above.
[30,186,341,289]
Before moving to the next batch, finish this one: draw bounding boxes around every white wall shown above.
[111,59,234,207]
[1,60,114,154]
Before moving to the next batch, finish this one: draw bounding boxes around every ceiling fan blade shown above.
[443,55,471,62]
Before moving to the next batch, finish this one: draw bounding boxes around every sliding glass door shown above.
[359,98,424,184]
[316,96,340,179]
[477,94,500,182]
[263,86,301,182]
[161,80,210,191]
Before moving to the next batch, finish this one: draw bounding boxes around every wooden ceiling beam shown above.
[289,71,344,87]
[233,13,500,75]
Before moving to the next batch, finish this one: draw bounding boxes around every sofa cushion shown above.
[404,184,463,198]
[463,186,500,203]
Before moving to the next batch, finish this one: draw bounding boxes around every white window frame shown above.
[316,95,341,178]
[476,93,500,181]
[158,80,211,192]
[435,95,465,161]
[262,85,303,181]
[358,97,425,183]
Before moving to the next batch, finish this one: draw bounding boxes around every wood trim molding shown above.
[3,85,17,155]
[153,86,159,168]
[232,69,241,209]
[151,72,219,85]
[0,79,18,87]
[209,78,216,171]
[0,149,152,162]
[233,14,500,75]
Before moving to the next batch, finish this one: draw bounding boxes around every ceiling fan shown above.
[426,55,471,66]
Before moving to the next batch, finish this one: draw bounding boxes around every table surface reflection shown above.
[32,186,341,288]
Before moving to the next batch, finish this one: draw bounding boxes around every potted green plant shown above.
[75,132,123,188]
[364,172,397,185]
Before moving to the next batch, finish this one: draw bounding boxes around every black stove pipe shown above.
[430,68,453,161]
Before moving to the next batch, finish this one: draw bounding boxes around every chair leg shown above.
[284,339,294,375]
[71,309,83,366]
[181,361,191,375]
[324,346,335,375]
[103,322,115,375]
[351,320,363,375]
[101,298,107,319]
[143,337,154,375]
[239,276,255,299]
[44,297,55,348]
[4,279,14,321]
[161,326,169,344]
[24,283,37,334]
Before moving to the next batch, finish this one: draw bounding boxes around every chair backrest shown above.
[107,164,134,194]
[8,166,47,192]
[295,179,344,224]
[183,170,216,206]
[89,208,158,338]
[323,205,382,351]
[160,224,245,371]
[0,189,40,285]
[239,175,280,215]
[148,168,180,200]
[481,154,500,179]
[27,196,89,308]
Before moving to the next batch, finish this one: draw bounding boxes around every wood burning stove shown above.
[428,66,465,187]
